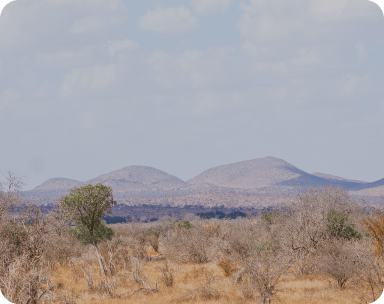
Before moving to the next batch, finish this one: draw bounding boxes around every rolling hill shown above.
[187,157,304,189]
[23,157,384,206]
[86,166,186,193]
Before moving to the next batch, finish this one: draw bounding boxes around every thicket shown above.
[1,173,384,304]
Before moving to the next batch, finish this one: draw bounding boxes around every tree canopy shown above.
[60,183,116,246]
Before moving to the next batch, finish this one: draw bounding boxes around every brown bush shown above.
[363,210,384,257]
[217,258,237,277]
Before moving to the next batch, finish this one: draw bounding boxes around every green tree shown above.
[326,209,361,241]
[60,183,116,277]
[261,211,281,226]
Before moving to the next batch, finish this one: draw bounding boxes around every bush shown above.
[261,211,281,225]
[317,240,365,288]
[327,209,362,240]
[173,219,192,230]
[145,227,160,252]
[217,258,238,277]
[363,210,384,257]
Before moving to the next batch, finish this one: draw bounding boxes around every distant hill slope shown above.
[187,157,306,189]
[86,166,186,193]
[352,178,384,191]
[32,177,84,191]
[311,172,367,184]
[23,157,384,206]
[278,173,366,190]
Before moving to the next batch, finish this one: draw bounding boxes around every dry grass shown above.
[49,258,380,304]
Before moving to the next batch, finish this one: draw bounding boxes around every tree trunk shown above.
[93,242,107,278]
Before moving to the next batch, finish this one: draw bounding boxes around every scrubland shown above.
[1,173,383,304]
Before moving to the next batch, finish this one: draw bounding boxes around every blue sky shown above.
[1,0,384,190]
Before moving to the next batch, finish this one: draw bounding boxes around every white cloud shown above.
[60,64,116,98]
[310,0,348,15]
[338,74,369,95]
[190,0,232,15]
[0,0,128,48]
[69,16,105,34]
[355,42,368,63]
[237,0,380,45]
[35,48,94,68]
[138,6,199,34]
[108,39,138,56]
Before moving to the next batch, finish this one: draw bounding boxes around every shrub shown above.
[145,227,160,252]
[217,258,237,277]
[245,247,293,304]
[173,219,192,230]
[317,240,365,289]
[363,210,384,257]
[327,209,362,240]
[261,211,281,225]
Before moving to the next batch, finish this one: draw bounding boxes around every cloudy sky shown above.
[0,0,384,190]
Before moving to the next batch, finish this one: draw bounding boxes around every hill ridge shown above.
[24,157,384,206]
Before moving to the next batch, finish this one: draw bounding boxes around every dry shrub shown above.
[203,223,220,237]
[182,266,205,284]
[162,224,217,263]
[217,258,237,277]
[363,210,384,257]
[0,203,65,304]
[220,219,261,261]
[197,269,220,300]
[355,257,384,302]
[245,242,294,304]
[278,186,363,278]
[130,256,145,283]
[52,289,81,304]
[160,260,174,287]
[0,254,56,304]
[316,239,365,289]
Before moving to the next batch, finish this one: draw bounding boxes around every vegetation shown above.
[60,184,116,279]
[326,209,362,240]
[103,216,126,224]
[1,174,383,304]
[364,210,384,257]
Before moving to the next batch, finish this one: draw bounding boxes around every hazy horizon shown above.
[1,0,384,191]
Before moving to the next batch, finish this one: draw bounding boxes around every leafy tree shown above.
[60,183,116,277]
[326,209,361,241]
[69,219,114,245]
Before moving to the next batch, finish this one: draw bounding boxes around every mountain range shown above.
[23,157,384,207]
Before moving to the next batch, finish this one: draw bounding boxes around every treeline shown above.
[102,210,249,224]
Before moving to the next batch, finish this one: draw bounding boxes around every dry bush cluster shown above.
[1,173,384,304]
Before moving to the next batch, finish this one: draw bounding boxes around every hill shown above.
[311,172,367,184]
[187,157,305,189]
[32,177,84,191]
[22,157,384,207]
[86,166,186,193]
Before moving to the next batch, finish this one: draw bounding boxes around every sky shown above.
[0,0,384,191]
